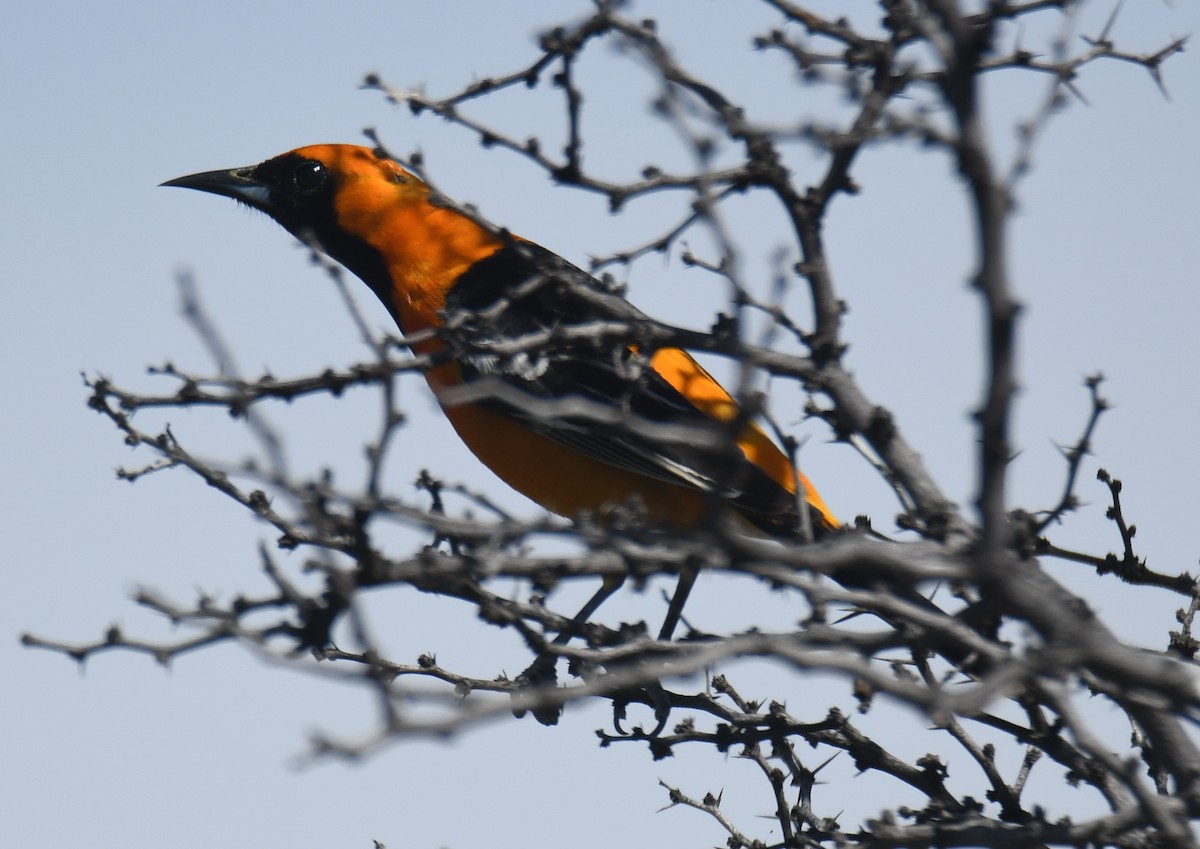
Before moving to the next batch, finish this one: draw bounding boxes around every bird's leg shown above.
[657,567,697,641]
[512,575,624,725]
[551,574,625,646]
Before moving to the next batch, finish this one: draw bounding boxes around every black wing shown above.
[443,243,816,538]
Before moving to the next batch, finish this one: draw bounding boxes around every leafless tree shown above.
[25,3,1193,847]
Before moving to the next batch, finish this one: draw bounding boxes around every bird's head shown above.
[162,144,508,334]
[163,144,418,234]
[163,145,428,293]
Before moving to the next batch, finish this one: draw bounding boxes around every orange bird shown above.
[164,144,838,642]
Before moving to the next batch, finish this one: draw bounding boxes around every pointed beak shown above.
[160,166,272,211]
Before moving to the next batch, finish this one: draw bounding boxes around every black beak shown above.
[161,166,271,212]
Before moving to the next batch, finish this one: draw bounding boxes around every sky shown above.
[4,2,1198,847]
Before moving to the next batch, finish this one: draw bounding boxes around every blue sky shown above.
[4,2,1198,847]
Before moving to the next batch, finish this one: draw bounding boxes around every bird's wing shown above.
[444,243,821,537]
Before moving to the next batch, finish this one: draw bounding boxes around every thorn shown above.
[1098,1,1122,44]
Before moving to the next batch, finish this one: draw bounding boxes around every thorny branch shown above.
[25,3,1194,847]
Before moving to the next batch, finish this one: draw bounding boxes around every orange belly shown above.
[438,395,716,528]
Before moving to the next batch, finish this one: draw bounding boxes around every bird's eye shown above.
[292,160,328,194]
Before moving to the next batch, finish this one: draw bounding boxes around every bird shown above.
[163,143,839,651]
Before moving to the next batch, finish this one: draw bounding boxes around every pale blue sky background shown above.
[4,2,1198,847]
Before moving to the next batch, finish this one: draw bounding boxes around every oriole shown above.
[164,144,838,642]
